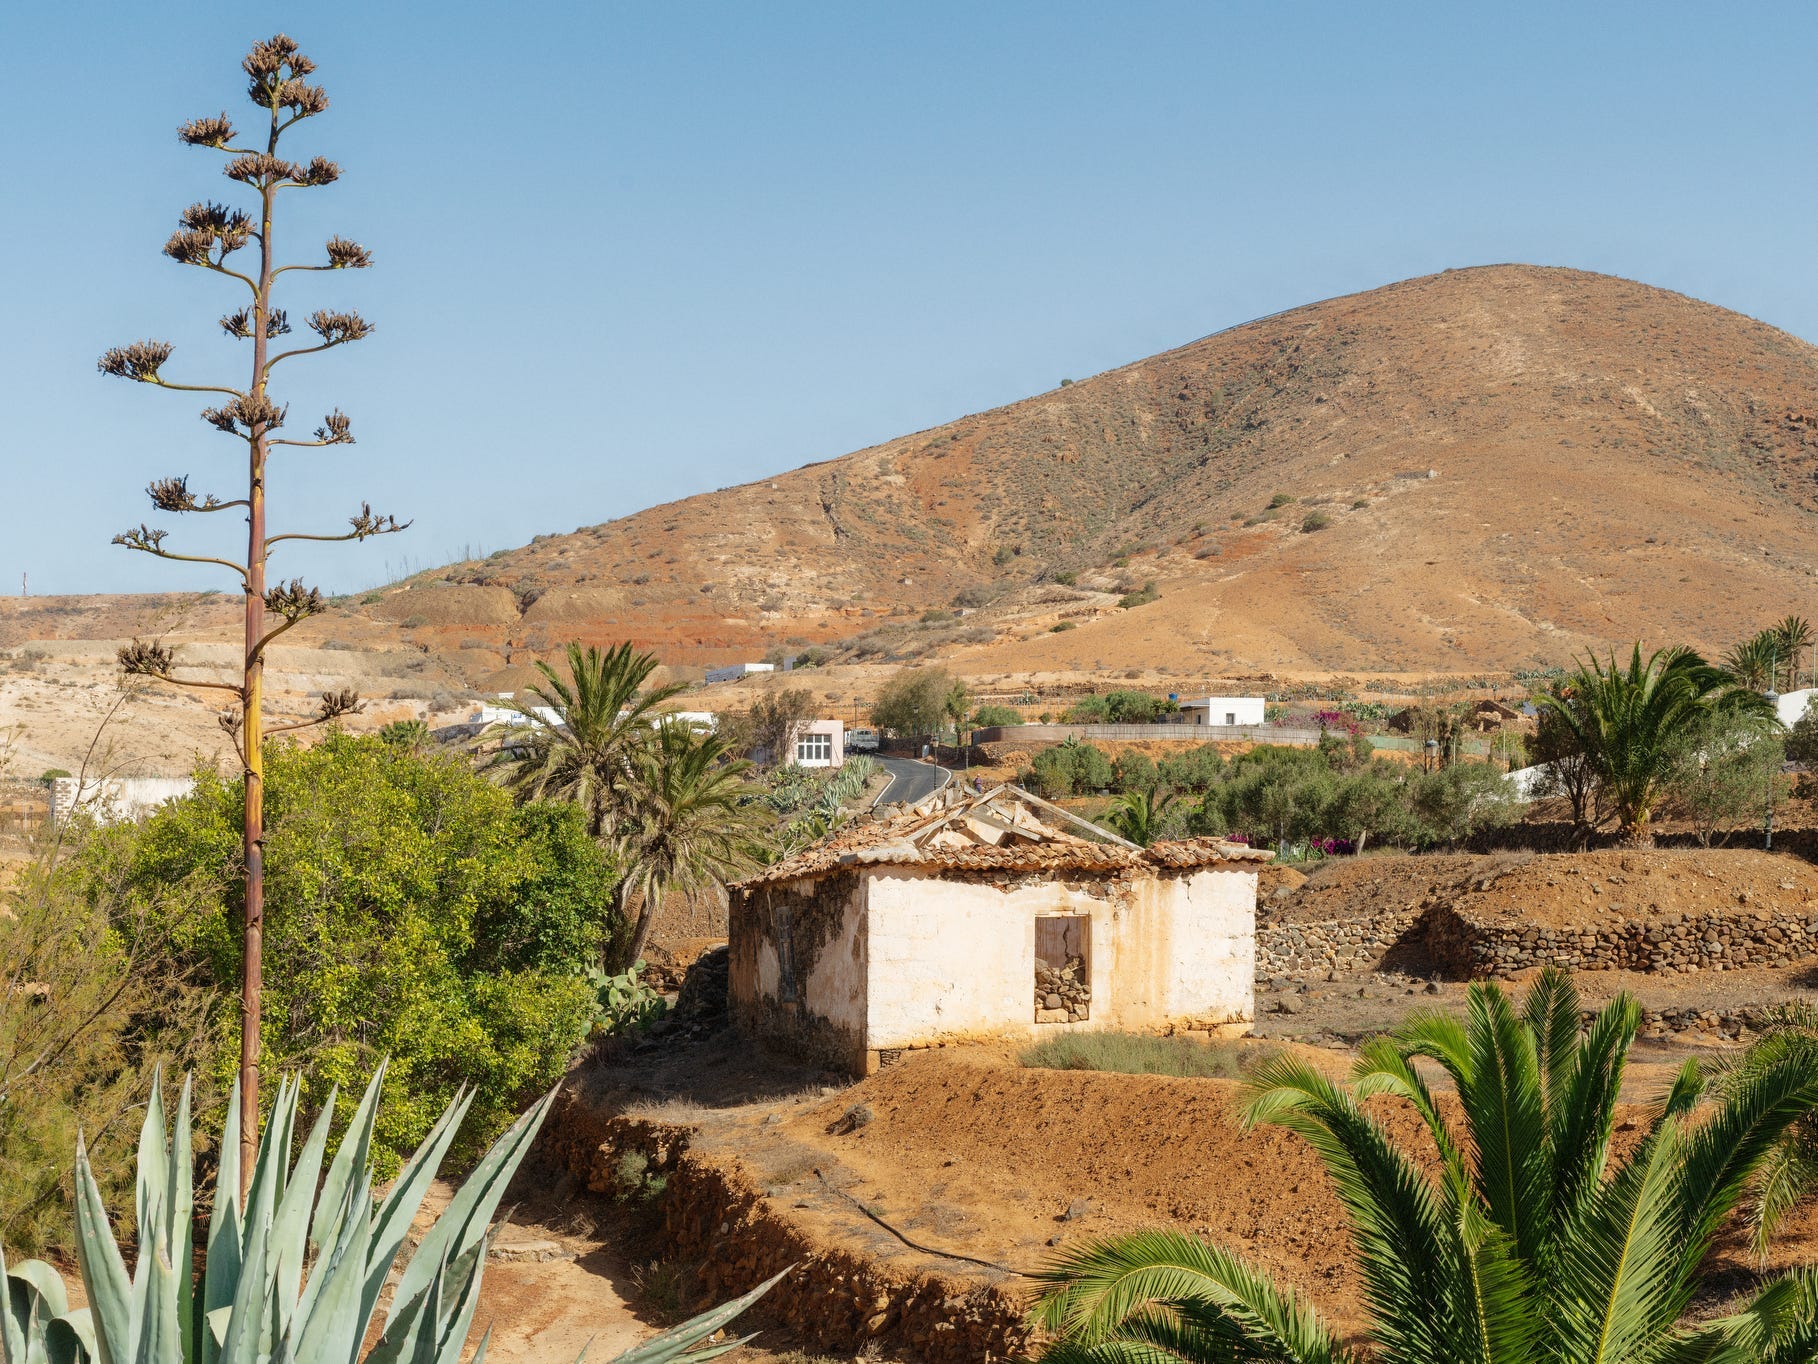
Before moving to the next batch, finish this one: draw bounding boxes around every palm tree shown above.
[1103,789,1174,847]
[1724,632,1781,692]
[1540,643,1768,844]
[1033,969,1818,1363]
[613,718,765,966]
[1774,616,1814,691]
[488,641,685,837]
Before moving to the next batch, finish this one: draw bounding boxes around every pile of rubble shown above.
[1035,954,1091,1023]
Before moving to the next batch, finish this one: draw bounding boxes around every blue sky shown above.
[5,2,1818,594]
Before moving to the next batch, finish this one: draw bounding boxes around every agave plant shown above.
[2,1067,781,1364]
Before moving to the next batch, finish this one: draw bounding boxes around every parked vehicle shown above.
[847,727,881,751]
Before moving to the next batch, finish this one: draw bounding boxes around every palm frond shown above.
[1029,1231,1354,1363]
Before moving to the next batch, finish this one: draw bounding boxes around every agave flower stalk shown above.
[97,35,411,1186]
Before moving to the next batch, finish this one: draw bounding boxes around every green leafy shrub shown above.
[1300,511,1332,533]
[1267,492,1295,509]
[1,840,207,1257]
[1157,745,1224,793]
[83,735,610,1174]
[1050,570,1078,586]
[1117,582,1159,609]
[1111,751,1159,794]
[1064,690,1174,724]
[1029,740,1114,798]
[1050,621,1077,632]
[971,704,1023,728]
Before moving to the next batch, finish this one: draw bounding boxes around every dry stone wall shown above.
[1424,905,1818,979]
[539,1090,1031,1363]
[1255,907,1422,978]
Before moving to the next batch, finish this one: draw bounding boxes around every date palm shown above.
[1540,643,1768,845]
[1773,616,1814,691]
[489,642,685,838]
[613,718,764,966]
[1724,633,1781,692]
[1034,969,1818,1363]
[1102,789,1174,847]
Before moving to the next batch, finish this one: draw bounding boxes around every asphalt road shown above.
[874,754,951,806]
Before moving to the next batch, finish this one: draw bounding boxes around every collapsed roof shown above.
[733,782,1271,888]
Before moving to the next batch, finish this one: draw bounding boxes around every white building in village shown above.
[1177,696,1267,727]
[705,662,780,685]
[728,784,1264,1074]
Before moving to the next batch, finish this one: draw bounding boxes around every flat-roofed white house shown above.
[728,784,1265,1074]
[1178,696,1267,727]
[791,718,844,768]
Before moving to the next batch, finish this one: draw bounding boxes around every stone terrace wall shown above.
[1255,906,1422,978]
[1423,905,1818,979]
[539,1088,1031,1363]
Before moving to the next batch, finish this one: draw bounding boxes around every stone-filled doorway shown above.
[1034,915,1091,1023]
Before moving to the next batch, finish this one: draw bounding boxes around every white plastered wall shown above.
[859,865,1256,1049]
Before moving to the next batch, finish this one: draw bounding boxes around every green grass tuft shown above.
[1019,1031,1263,1079]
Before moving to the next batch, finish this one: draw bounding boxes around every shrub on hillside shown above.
[83,734,609,1174]
[1029,740,1115,799]
[1301,511,1332,532]
[1157,744,1224,793]
[1,837,208,1256]
[1064,690,1174,724]
[971,703,1023,728]
[1111,751,1160,794]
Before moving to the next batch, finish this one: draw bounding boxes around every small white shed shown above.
[1179,696,1267,727]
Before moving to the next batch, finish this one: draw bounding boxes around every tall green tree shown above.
[91,734,607,1173]
[870,666,953,739]
[101,34,406,1182]
[1539,643,1768,845]
[613,719,765,965]
[943,678,973,746]
[1034,969,1818,1363]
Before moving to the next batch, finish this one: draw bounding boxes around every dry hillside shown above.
[12,263,1818,771]
[369,262,1818,675]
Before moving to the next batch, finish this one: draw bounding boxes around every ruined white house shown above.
[727,784,1266,1073]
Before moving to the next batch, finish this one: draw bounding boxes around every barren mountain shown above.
[11,263,1818,773]
[377,263,1818,675]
